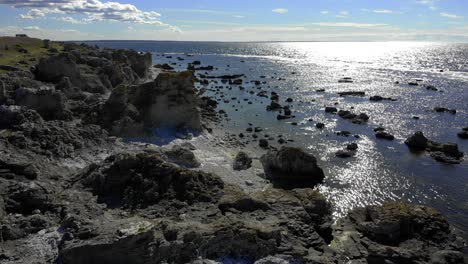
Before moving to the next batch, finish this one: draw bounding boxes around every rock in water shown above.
[405,131,428,150]
[260,147,325,188]
[405,132,464,164]
[233,151,252,170]
[375,131,395,140]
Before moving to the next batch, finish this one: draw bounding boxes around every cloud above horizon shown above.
[1,0,172,27]
[0,0,466,41]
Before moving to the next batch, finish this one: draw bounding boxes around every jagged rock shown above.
[35,53,81,84]
[164,145,201,168]
[78,152,224,208]
[15,87,71,120]
[332,203,465,263]
[405,132,464,164]
[93,71,202,136]
[112,49,152,78]
[260,147,325,188]
[0,105,43,129]
[405,131,428,150]
[337,110,369,124]
[233,151,252,170]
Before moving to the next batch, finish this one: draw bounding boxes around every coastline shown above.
[0,37,466,263]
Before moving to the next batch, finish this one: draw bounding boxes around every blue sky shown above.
[0,0,467,41]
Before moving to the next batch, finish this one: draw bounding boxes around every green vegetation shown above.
[0,36,63,73]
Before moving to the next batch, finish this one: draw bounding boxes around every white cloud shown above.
[54,16,87,24]
[336,11,349,18]
[1,0,175,28]
[440,12,464,19]
[320,11,329,15]
[19,8,47,19]
[272,8,288,14]
[373,10,393,14]
[233,15,245,18]
[310,22,389,28]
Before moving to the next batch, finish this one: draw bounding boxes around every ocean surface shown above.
[84,41,468,240]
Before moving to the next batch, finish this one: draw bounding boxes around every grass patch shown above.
[0,36,63,73]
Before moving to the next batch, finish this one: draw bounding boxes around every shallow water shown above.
[85,41,468,240]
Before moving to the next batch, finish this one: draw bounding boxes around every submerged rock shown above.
[260,147,325,188]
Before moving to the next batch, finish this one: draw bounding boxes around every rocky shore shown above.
[0,38,466,263]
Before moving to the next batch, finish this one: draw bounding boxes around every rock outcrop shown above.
[332,203,466,263]
[90,71,202,136]
[260,147,325,188]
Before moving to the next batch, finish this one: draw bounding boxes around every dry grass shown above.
[0,36,63,73]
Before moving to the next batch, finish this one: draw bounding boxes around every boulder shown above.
[325,107,337,113]
[457,130,468,139]
[259,139,269,148]
[375,131,395,140]
[233,151,252,171]
[260,147,325,188]
[405,131,428,150]
[335,150,355,158]
[164,145,201,168]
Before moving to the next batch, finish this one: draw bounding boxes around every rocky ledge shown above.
[0,38,465,264]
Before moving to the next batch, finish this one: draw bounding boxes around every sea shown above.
[83,41,468,241]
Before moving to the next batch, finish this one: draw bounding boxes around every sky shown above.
[0,0,467,42]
